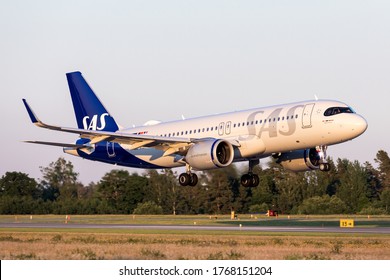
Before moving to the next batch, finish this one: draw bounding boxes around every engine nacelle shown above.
[276,148,321,172]
[186,139,234,170]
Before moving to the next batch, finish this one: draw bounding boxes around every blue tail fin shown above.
[66,71,119,132]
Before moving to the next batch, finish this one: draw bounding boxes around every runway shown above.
[1,223,390,234]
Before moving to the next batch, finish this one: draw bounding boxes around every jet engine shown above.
[185,139,234,170]
[275,148,322,172]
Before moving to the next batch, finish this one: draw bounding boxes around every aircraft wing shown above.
[23,99,195,155]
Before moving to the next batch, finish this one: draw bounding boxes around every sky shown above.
[1,0,389,184]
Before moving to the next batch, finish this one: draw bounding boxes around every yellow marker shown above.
[340,219,354,228]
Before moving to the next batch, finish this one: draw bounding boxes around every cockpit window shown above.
[324,107,354,116]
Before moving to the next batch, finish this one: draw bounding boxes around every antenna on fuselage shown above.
[314,94,319,101]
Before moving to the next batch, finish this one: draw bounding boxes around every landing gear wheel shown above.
[252,174,260,187]
[319,163,330,172]
[179,173,191,186]
[179,173,198,186]
[241,174,253,188]
[189,173,198,186]
[241,174,259,187]
[241,159,261,187]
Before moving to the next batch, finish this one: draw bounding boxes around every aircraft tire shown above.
[241,174,253,187]
[252,174,260,187]
[189,173,198,186]
[179,173,191,186]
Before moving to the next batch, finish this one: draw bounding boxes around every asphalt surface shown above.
[1,223,390,234]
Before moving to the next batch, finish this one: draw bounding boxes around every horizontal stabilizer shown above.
[23,141,85,148]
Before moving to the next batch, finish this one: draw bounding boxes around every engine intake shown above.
[276,148,321,172]
[186,139,234,170]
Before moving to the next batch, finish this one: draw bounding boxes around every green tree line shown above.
[1,150,389,215]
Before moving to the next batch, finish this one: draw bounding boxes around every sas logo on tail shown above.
[83,113,109,130]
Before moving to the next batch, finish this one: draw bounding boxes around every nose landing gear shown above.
[316,145,331,172]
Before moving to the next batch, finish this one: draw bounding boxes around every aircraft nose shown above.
[352,115,368,136]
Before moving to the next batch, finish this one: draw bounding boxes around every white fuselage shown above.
[116,100,367,169]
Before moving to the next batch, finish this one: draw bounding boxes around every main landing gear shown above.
[179,172,198,186]
[241,159,260,188]
[179,165,198,186]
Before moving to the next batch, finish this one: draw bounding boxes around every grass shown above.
[3,214,390,227]
[1,214,390,260]
[0,231,389,260]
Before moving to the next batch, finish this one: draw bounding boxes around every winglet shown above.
[22,99,39,124]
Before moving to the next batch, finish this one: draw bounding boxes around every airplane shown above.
[23,71,368,187]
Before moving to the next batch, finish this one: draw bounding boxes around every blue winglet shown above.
[22,99,39,124]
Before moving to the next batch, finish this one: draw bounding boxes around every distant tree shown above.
[375,150,390,190]
[250,166,277,209]
[364,161,381,201]
[249,203,269,213]
[77,181,97,200]
[335,159,370,213]
[275,171,308,214]
[304,159,338,197]
[161,169,182,215]
[133,201,163,215]
[380,188,390,213]
[298,195,347,214]
[97,170,147,214]
[0,172,38,198]
[204,165,240,214]
[0,172,54,214]
[145,169,182,214]
[177,172,211,214]
[39,157,80,201]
